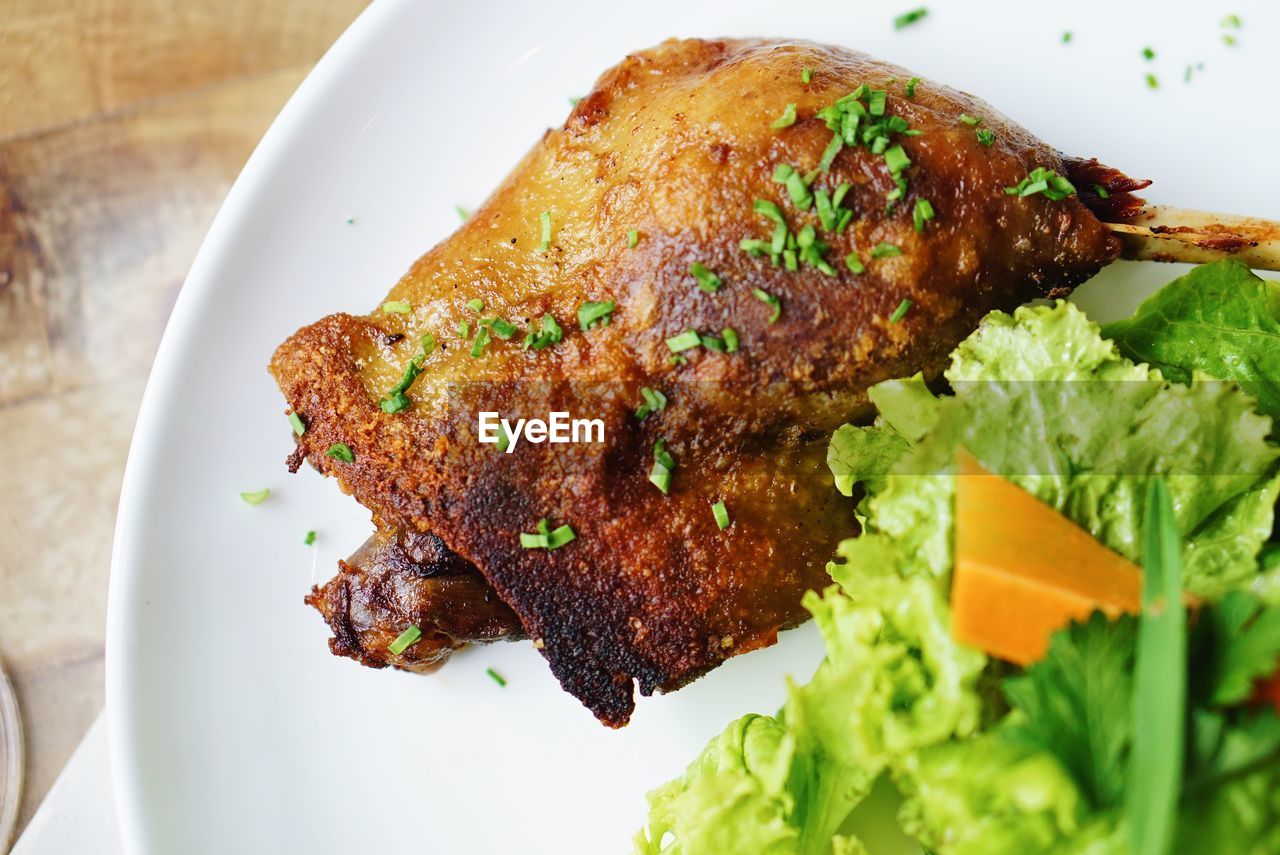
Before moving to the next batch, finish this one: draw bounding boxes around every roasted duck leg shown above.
[274,37,1152,726]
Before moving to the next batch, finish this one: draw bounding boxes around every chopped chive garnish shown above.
[380,333,436,413]
[466,298,484,313]
[325,443,355,463]
[288,412,306,436]
[388,625,422,655]
[546,525,575,549]
[771,102,798,129]
[535,210,553,254]
[470,325,491,358]
[814,189,836,231]
[711,500,731,530]
[913,198,935,232]
[1142,46,1156,61]
[772,163,794,183]
[627,229,639,248]
[304,530,317,545]
[904,77,920,98]
[751,288,782,323]
[636,386,668,419]
[485,667,507,687]
[669,354,687,366]
[455,205,470,220]
[666,330,703,352]
[654,437,676,470]
[1093,183,1111,199]
[889,298,913,323]
[772,223,789,256]
[382,300,411,314]
[578,300,616,330]
[754,198,786,224]
[240,489,269,505]
[868,89,887,116]
[1062,31,1072,44]
[521,518,576,550]
[801,66,814,84]
[480,317,517,340]
[883,144,911,174]
[845,252,866,274]
[1005,166,1076,201]
[1221,13,1242,28]
[975,128,996,146]
[523,314,563,350]
[871,242,902,259]
[1146,73,1159,90]
[958,114,982,127]
[1222,33,1237,46]
[784,171,813,210]
[699,333,727,352]
[690,262,723,293]
[722,327,740,353]
[649,438,676,495]
[817,135,844,173]
[893,7,929,29]
[832,182,852,210]
[458,320,471,339]
[649,461,672,494]
[739,238,771,256]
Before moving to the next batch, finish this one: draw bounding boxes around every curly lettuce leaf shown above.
[1101,259,1280,422]
[866,373,940,443]
[636,714,799,855]
[895,730,1104,855]
[635,573,984,855]
[848,301,1280,597]
[828,425,911,498]
[640,297,1280,855]
[826,373,938,498]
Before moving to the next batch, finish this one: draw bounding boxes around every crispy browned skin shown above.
[306,529,523,672]
[272,38,1125,726]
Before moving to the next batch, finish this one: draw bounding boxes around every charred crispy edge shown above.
[1064,156,1151,223]
[305,572,389,670]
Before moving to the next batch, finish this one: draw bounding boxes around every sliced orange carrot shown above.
[951,451,1143,665]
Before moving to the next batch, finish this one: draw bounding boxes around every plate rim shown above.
[103,1,405,850]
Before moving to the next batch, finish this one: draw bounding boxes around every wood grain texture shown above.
[0,0,367,139]
[0,0,367,836]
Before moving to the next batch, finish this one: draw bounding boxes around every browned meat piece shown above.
[306,529,523,672]
[273,37,1138,725]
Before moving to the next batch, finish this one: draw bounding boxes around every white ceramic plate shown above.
[106,1,1280,852]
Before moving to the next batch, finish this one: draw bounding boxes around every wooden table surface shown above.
[0,0,367,838]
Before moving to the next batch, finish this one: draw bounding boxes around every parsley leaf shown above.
[1001,611,1136,810]
[1203,591,1280,706]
